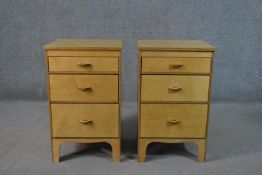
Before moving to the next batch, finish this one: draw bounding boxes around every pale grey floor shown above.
[0,100,262,175]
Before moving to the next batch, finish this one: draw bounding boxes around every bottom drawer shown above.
[140,104,208,138]
[51,104,119,137]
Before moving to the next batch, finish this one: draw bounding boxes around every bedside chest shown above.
[44,39,122,163]
[137,40,215,162]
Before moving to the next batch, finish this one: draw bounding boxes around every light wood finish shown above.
[52,139,61,163]
[45,39,122,163]
[47,50,120,57]
[140,104,208,138]
[141,51,212,58]
[137,138,149,162]
[52,104,118,137]
[141,75,209,102]
[44,39,122,50]
[49,75,118,102]
[110,139,121,162]
[49,57,118,73]
[137,40,215,162]
[52,138,120,163]
[138,40,215,51]
[142,57,211,74]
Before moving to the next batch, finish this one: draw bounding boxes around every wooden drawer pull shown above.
[78,87,92,91]
[167,119,181,125]
[169,64,183,69]
[78,63,92,67]
[79,119,93,125]
[168,86,182,92]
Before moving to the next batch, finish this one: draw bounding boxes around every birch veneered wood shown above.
[44,39,122,163]
[137,40,215,163]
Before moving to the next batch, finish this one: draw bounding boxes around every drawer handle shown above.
[168,86,182,92]
[79,119,93,125]
[78,87,92,91]
[169,64,183,69]
[167,119,181,125]
[78,63,92,67]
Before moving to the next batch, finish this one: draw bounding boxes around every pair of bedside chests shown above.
[44,39,215,163]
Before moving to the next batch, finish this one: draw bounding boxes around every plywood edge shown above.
[137,40,215,52]
[138,48,216,52]
[44,39,123,50]
[46,50,121,57]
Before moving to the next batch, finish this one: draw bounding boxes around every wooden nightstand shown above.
[137,40,215,162]
[44,39,122,163]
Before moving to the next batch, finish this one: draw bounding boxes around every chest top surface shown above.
[138,40,215,51]
[44,39,122,50]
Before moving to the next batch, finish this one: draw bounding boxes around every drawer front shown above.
[140,104,208,138]
[49,57,118,73]
[52,104,119,137]
[141,75,209,102]
[142,57,211,74]
[50,75,118,102]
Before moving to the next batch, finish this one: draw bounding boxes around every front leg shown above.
[109,139,121,162]
[52,139,62,163]
[138,139,149,162]
[196,139,207,162]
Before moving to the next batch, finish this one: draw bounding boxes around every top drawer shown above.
[48,57,118,73]
[142,57,211,74]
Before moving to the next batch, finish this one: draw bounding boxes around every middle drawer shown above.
[50,75,118,102]
[141,75,209,102]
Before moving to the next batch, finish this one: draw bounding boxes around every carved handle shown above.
[79,119,93,125]
[169,64,183,69]
[78,87,92,91]
[167,119,181,125]
[168,86,182,92]
[78,63,92,67]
